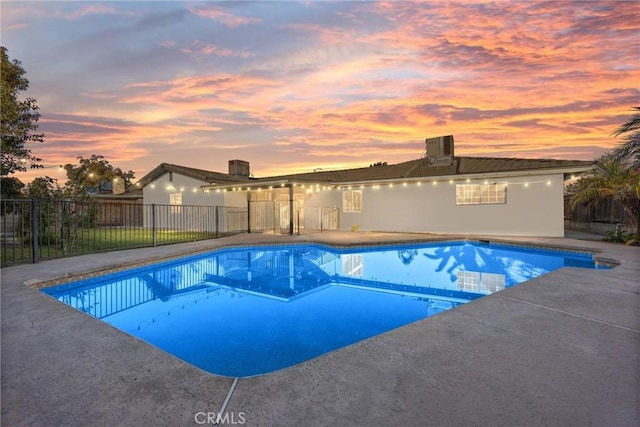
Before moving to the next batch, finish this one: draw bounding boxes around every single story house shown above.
[134,138,593,237]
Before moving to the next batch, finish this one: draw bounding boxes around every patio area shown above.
[2,231,639,426]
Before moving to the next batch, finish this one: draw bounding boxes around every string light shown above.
[142,176,556,194]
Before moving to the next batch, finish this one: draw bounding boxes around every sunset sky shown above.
[2,1,639,184]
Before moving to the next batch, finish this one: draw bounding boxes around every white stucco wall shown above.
[141,171,567,237]
[142,173,226,206]
[223,191,248,207]
[142,173,232,231]
[332,173,566,237]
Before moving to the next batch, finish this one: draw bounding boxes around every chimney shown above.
[228,159,250,177]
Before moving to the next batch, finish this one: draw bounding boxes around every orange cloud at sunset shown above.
[1,0,637,184]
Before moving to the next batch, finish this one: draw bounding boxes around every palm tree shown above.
[612,106,640,170]
[570,155,640,237]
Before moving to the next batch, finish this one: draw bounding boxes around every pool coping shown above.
[2,231,639,426]
[25,235,616,291]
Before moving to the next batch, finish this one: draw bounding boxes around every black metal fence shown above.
[0,199,248,267]
[248,201,340,234]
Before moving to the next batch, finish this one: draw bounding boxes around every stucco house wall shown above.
[222,191,247,207]
[142,173,225,206]
[142,173,227,231]
[336,173,565,237]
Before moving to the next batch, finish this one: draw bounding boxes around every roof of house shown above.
[247,156,594,185]
[134,163,249,189]
[132,156,594,193]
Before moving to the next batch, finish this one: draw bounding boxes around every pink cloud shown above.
[6,23,28,31]
[174,40,255,59]
[7,0,638,183]
[187,4,261,27]
[63,3,136,20]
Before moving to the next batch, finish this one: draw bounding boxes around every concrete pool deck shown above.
[1,232,639,426]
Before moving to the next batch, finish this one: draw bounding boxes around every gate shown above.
[249,201,339,234]
[249,200,291,234]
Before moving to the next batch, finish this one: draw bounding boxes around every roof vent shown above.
[425,135,454,167]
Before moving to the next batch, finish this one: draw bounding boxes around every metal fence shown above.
[248,201,340,234]
[0,198,248,267]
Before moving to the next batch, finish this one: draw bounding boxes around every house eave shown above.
[202,177,335,191]
[319,166,594,187]
[197,165,591,192]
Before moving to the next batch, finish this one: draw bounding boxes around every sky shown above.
[2,0,639,185]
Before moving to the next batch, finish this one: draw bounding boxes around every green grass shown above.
[1,227,232,267]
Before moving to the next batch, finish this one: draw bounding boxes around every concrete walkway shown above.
[2,232,639,426]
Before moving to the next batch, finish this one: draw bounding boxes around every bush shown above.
[602,227,631,243]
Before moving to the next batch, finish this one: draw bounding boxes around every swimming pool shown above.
[42,241,606,377]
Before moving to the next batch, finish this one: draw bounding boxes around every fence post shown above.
[31,198,39,263]
[151,203,157,247]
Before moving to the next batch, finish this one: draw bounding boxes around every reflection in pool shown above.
[42,241,604,377]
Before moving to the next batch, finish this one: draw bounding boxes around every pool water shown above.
[42,241,606,377]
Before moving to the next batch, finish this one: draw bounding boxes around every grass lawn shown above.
[1,227,229,267]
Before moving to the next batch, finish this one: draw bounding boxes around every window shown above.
[457,271,505,293]
[170,192,182,214]
[456,183,506,205]
[342,254,363,277]
[342,190,363,213]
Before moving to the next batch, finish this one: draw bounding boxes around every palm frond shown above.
[612,106,640,137]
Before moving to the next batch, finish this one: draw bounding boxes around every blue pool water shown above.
[42,241,606,377]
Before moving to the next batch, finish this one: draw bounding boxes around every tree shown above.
[570,155,640,237]
[0,176,25,199]
[63,155,135,197]
[612,106,640,170]
[26,176,62,199]
[1,46,44,176]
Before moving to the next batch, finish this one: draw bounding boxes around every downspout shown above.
[289,184,294,235]
[247,190,251,233]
